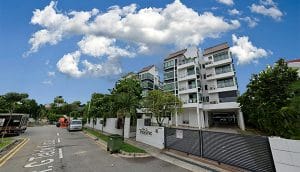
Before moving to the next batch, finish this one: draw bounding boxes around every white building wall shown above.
[136,119,165,149]
[269,137,300,172]
[103,118,123,135]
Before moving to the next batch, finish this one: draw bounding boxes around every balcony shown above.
[178,72,196,81]
[182,98,198,108]
[219,97,237,103]
[206,71,235,81]
[208,85,238,94]
[163,83,175,91]
[140,73,154,81]
[178,85,197,94]
[178,60,195,69]
[141,81,154,89]
[205,58,232,68]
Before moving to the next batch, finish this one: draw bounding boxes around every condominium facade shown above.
[163,43,245,130]
[121,65,161,97]
[287,59,300,77]
[138,65,161,97]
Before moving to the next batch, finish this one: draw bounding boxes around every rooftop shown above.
[287,58,300,63]
[164,49,187,61]
[203,42,229,56]
[138,65,155,73]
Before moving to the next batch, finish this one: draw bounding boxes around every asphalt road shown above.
[0,125,190,172]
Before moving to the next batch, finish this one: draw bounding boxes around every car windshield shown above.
[71,121,82,125]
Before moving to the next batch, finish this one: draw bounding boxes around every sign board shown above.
[176,129,183,139]
[0,118,5,127]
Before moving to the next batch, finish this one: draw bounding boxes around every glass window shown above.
[217,78,234,88]
[213,51,229,62]
[215,64,231,74]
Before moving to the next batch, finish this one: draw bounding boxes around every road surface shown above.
[0,125,190,172]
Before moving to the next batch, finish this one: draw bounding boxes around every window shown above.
[202,64,205,68]
[164,71,174,80]
[215,64,231,75]
[217,78,234,88]
[164,60,175,69]
[203,74,206,79]
[187,67,195,75]
[205,85,208,90]
[213,51,229,62]
[206,96,209,102]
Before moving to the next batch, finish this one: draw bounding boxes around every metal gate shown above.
[165,128,201,156]
[165,128,275,172]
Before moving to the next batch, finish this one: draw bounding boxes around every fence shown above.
[165,127,275,172]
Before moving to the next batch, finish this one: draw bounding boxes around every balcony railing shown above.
[219,97,237,103]
[217,82,234,88]
[183,98,197,104]
[179,84,196,91]
[178,58,195,66]
[178,71,195,78]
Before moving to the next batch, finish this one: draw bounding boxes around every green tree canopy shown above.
[143,90,182,126]
[238,59,299,138]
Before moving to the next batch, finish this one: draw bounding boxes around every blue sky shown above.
[0,0,299,104]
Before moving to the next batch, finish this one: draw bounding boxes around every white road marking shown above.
[57,133,59,136]
[58,148,63,159]
[57,138,61,143]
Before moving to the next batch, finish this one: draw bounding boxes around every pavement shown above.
[125,139,231,172]
[0,125,190,172]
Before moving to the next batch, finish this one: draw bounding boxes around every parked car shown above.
[68,119,82,131]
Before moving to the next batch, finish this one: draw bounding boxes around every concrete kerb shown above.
[82,130,150,158]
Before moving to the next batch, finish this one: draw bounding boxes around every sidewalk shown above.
[125,138,234,172]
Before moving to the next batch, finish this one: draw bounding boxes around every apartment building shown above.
[138,65,161,97]
[163,44,245,130]
[287,59,300,77]
[120,65,161,97]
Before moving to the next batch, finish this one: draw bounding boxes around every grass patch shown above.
[83,127,145,153]
[0,138,12,149]
[121,143,146,153]
[84,127,109,142]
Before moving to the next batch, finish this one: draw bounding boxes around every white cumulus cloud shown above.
[250,0,283,21]
[228,9,240,15]
[216,0,234,6]
[240,17,259,28]
[27,0,241,78]
[78,35,134,58]
[230,34,270,64]
[56,51,84,78]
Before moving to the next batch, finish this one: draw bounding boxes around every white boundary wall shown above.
[124,117,136,138]
[269,137,300,172]
[136,119,164,149]
[85,118,123,135]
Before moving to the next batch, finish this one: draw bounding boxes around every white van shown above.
[68,119,82,131]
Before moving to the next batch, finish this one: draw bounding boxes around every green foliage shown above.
[143,90,182,126]
[111,77,143,118]
[47,113,62,123]
[238,59,299,138]
[0,92,29,113]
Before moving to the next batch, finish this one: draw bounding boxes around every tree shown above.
[238,59,299,138]
[143,90,182,126]
[0,92,28,142]
[111,77,142,138]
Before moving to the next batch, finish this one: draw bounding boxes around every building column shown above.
[197,107,201,129]
[175,110,178,127]
[237,109,245,130]
[197,109,205,129]
[204,111,209,128]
